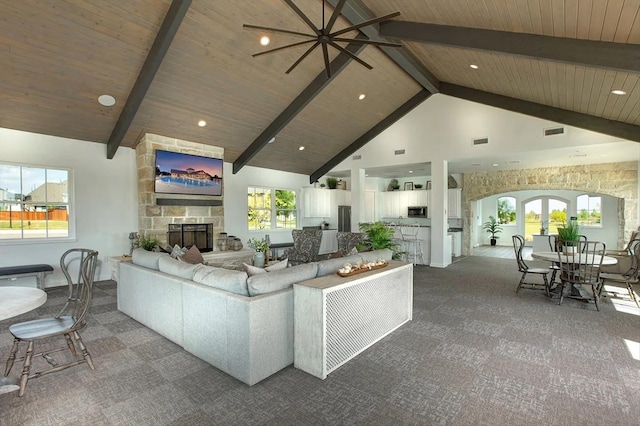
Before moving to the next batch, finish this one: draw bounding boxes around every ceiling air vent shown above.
[352,154,362,160]
[394,149,405,155]
[473,137,489,145]
[544,127,564,136]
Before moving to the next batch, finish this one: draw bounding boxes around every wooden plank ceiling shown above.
[0,0,638,178]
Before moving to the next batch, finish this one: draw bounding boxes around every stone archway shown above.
[460,162,638,256]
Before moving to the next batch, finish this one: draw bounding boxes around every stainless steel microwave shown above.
[408,206,428,218]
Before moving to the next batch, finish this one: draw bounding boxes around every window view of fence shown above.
[0,164,70,240]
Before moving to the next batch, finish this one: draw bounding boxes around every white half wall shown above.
[0,128,138,287]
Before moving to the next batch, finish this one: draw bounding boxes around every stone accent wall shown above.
[461,161,638,256]
[136,133,224,246]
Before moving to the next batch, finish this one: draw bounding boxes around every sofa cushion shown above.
[360,249,393,263]
[132,248,169,270]
[247,262,318,296]
[181,245,204,264]
[170,244,188,259]
[316,254,362,277]
[243,258,289,277]
[192,265,249,296]
[158,256,203,280]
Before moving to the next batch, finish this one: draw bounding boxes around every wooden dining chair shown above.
[556,240,605,311]
[600,238,640,308]
[4,248,98,396]
[512,235,550,297]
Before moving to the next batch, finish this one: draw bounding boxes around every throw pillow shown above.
[170,244,187,259]
[243,263,267,277]
[265,258,288,272]
[181,245,204,264]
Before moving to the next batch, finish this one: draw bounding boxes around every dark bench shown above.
[0,264,53,289]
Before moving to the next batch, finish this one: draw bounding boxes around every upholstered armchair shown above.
[283,229,323,265]
[336,232,366,256]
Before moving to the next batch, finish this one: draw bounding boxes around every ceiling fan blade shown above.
[331,11,401,37]
[325,0,347,33]
[321,43,331,79]
[252,39,317,57]
[328,41,373,70]
[283,0,321,36]
[285,41,320,74]
[243,24,315,39]
[333,37,402,48]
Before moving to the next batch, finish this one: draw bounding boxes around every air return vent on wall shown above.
[394,149,405,155]
[544,126,564,136]
[352,154,362,160]
[473,137,489,145]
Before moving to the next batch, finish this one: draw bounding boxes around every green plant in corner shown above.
[325,177,338,189]
[483,216,502,246]
[358,221,402,259]
[247,237,270,253]
[138,235,160,251]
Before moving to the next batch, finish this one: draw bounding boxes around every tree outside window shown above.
[497,196,516,224]
[248,187,297,230]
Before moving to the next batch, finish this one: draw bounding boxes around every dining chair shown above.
[600,238,640,308]
[512,235,550,297]
[556,240,605,311]
[4,248,98,396]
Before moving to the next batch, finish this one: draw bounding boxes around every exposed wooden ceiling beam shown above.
[380,21,640,73]
[232,36,368,175]
[106,0,191,159]
[326,0,439,94]
[440,83,640,143]
[311,89,432,183]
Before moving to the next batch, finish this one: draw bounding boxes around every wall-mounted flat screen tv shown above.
[154,150,223,196]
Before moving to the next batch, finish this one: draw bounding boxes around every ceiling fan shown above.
[243,0,402,79]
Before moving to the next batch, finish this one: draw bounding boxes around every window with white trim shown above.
[497,196,516,224]
[576,194,601,226]
[0,163,71,240]
[248,187,297,230]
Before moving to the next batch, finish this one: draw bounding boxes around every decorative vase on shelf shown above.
[253,251,265,268]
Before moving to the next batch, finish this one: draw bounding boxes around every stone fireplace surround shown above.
[135,133,224,247]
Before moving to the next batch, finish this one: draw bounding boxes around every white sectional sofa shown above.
[117,248,393,385]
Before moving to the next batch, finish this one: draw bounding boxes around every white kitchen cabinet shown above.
[331,189,351,207]
[416,226,431,265]
[448,188,462,219]
[449,231,461,257]
[380,191,414,218]
[406,190,427,207]
[302,188,330,217]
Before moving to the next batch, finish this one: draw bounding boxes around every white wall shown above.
[0,128,138,287]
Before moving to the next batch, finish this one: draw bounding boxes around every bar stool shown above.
[400,224,424,265]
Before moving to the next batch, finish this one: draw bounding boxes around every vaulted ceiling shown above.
[1,0,638,182]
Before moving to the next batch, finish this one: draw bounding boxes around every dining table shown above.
[0,286,47,394]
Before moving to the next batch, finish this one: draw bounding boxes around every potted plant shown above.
[392,184,400,191]
[326,177,338,189]
[414,184,423,189]
[247,237,270,267]
[483,216,502,246]
[557,218,580,253]
[357,222,402,259]
[138,235,160,251]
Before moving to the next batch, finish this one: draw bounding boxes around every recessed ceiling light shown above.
[409,170,413,173]
[611,89,627,95]
[268,137,276,144]
[98,94,116,107]
[470,64,479,69]
[299,146,305,151]
[492,163,499,167]
[260,36,270,46]
[197,120,207,127]
[358,94,366,100]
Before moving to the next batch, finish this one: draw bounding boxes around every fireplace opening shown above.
[167,223,213,252]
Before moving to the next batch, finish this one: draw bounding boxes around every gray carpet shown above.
[1,256,639,425]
